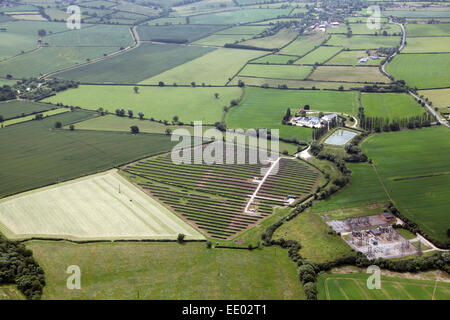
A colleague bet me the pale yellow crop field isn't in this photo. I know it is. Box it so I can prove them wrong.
[0,170,204,241]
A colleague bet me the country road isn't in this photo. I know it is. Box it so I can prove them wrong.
[382,20,449,128]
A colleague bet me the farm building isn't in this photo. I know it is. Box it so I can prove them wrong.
[292,116,321,128]
[321,113,338,123]
[381,211,396,222]
[292,113,338,128]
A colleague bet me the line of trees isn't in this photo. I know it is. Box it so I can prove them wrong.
[359,111,435,132]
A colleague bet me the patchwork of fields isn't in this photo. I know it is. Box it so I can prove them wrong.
[1,0,449,302]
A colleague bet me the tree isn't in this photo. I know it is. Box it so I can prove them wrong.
[138,112,144,120]
[130,125,139,134]
[165,128,172,135]
[282,108,291,124]
[116,109,125,117]
[303,282,317,300]
[173,115,179,123]
[54,121,62,129]
[128,109,133,118]
[177,233,185,243]
[133,86,139,94]
[69,124,75,131]
[158,81,165,87]
[214,93,219,99]
[37,29,46,37]
[298,264,316,284]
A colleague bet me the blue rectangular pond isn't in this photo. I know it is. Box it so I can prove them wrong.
[324,129,358,146]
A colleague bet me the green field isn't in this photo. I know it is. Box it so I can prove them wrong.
[418,88,450,108]
[403,37,450,53]
[350,23,401,36]
[386,53,450,89]
[2,108,69,127]
[326,50,381,66]
[295,46,341,65]
[193,34,253,46]
[189,8,292,25]
[55,43,214,84]
[396,228,417,240]
[171,0,236,16]
[0,110,177,199]
[280,32,328,56]
[273,209,355,263]
[144,17,186,25]
[44,24,133,47]
[0,21,70,59]
[226,87,358,143]
[215,25,268,35]
[239,28,298,49]
[239,64,313,80]
[326,35,401,49]
[62,114,215,135]
[406,23,450,36]
[0,100,54,120]
[251,54,299,64]
[312,163,389,213]
[137,24,225,42]
[140,48,264,85]
[27,241,305,299]
[362,127,450,242]
[309,66,389,83]
[0,46,120,79]
[230,76,373,90]
[383,10,450,18]
[318,273,450,300]
[361,93,426,120]
[44,85,242,123]
[345,17,388,23]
